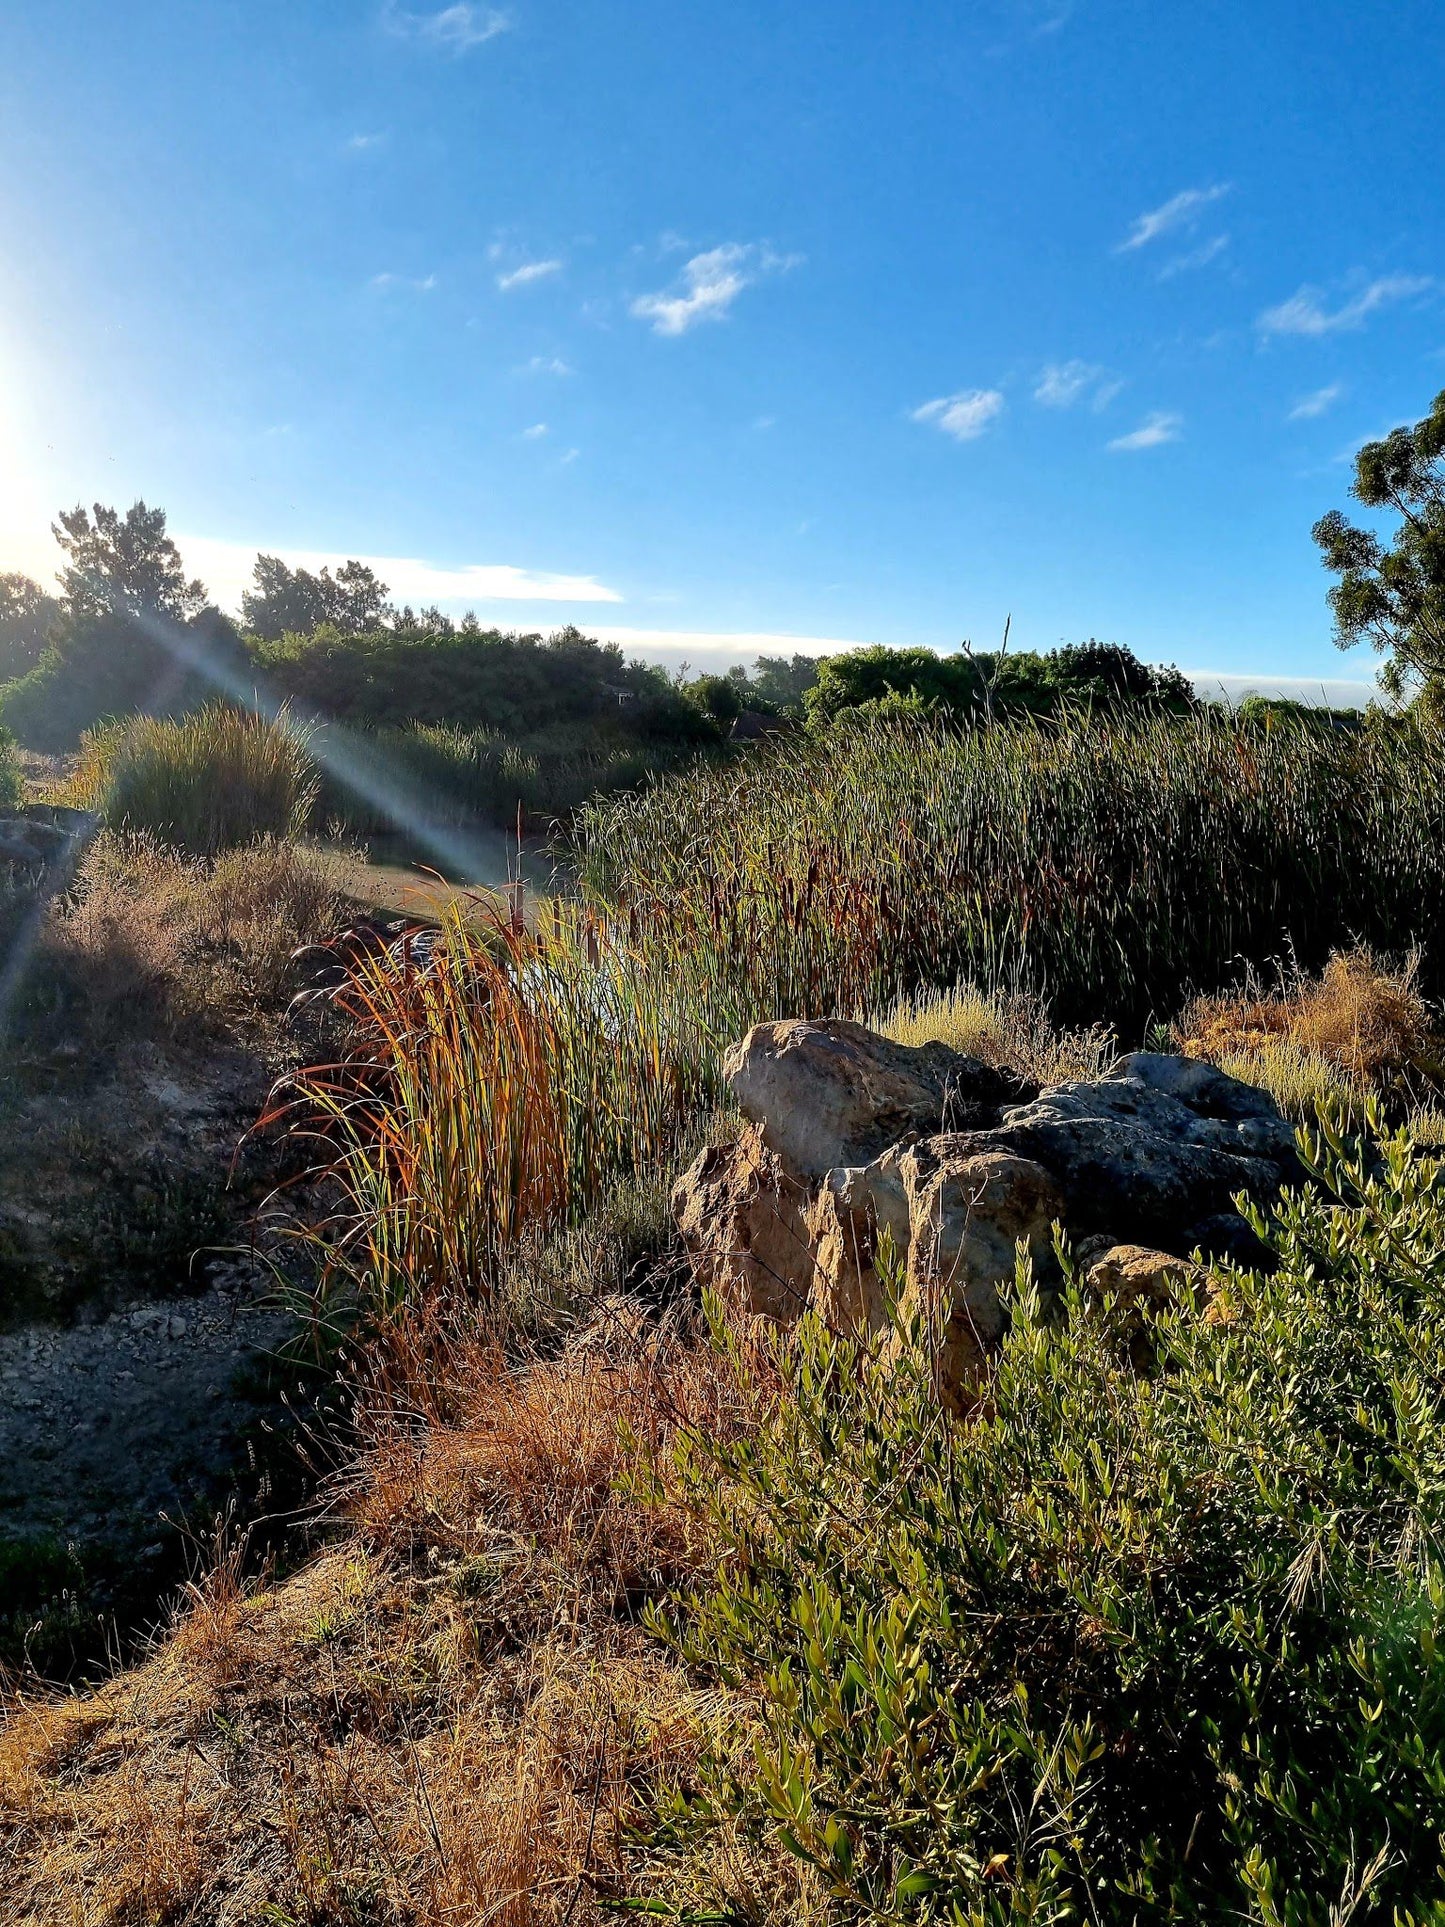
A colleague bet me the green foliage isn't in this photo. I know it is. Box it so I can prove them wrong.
[646,1115,1445,1922]
[0,572,61,682]
[242,554,393,639]
[802,641,1195,729]
[747,653,822,714]
[0,723,20,810]
[253,620,711,741]
[1314,387,1445,711]
[319,717,714,831]
[72,702,319,855]
[0,607,251,750]
[52,499,208,624]
[804,645,983,725]
[576,708,1445,1031]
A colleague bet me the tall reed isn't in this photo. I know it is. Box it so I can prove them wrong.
[273,907,716,1311]
[576,708,1445,1031]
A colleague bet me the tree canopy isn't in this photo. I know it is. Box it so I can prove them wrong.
[0,573,62,682]
[241,555,393,639]
[1314,387,1445,714]
[802,638,1195,726]
[52,501,208,623]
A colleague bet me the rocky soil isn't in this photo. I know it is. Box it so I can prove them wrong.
[0,1261,293,1555]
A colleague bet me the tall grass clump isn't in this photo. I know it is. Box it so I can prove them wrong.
[70,702,319,856]
[576,708,1445,1032]
[274,908,720,1313]
[643,1110,1445,1920]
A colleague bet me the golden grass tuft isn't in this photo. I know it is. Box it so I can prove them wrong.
[880,982,1117,1086]
[1177,947,1444,1119]
[40,829,349,1045]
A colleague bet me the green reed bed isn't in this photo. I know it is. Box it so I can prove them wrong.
[575,709,1445,1033]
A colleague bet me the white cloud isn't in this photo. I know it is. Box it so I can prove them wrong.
[1117,184,1231,252]
[497,258,563,292]
[1159,233,1230,280]
[518,355,574,375]
[560,447,581,465]
[346,131,387,152]
[370,271,437,292]
[1289,383,1344,421]
[1108,411,1182,451]
[382,3,509,52]
[1258,274,1434,337]
[1033,360,1122,410]
[175,536,622,614]
[521,422,549,439]
[631,243,800,336]
[1187,672,1381,709]
[911,389,1006,442]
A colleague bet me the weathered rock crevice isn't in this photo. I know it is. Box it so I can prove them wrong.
[673,1018,1297,1404]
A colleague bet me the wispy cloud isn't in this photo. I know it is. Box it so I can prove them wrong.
[1108,410,1182,451]
[1033,360,1123,410]
[382,3,510,52]
[1289,383,1344,421]
[497,258,563,292]
[1258,274,1434,337]
[370,271,437,292]
[1159,233,1230,280]
[346,131,387,152]
[521,422,549,439]
[176,536,621,611]
[631,243,801,336]
[1117,184,1231,253]
[518,355,574,375]
[912,389,1006,442]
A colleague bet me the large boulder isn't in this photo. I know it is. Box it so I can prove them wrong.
[724,1018,1034,1181]
[897,1142,1065,1408]
[671,1125,815,1322]
[675,1019,1300,1406]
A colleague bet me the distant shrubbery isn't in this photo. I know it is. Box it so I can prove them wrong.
[0,724,20,811]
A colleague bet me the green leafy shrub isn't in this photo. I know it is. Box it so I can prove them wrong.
[647,1113,1445,1922]
[69,702,319,855]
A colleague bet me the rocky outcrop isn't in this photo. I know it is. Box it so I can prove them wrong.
[673,1018,1298,1402]
[0,804,98,873]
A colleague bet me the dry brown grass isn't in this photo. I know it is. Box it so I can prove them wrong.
[0,1307,781,1925]
[1175,947,1445,1122]
[38,830,350,1049]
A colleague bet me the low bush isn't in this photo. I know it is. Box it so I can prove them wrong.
[0,723,20,810]
[68,702,319,855]
[645,1111,1445,1921]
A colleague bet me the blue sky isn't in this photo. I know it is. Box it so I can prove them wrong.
[0,0,1440,697]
